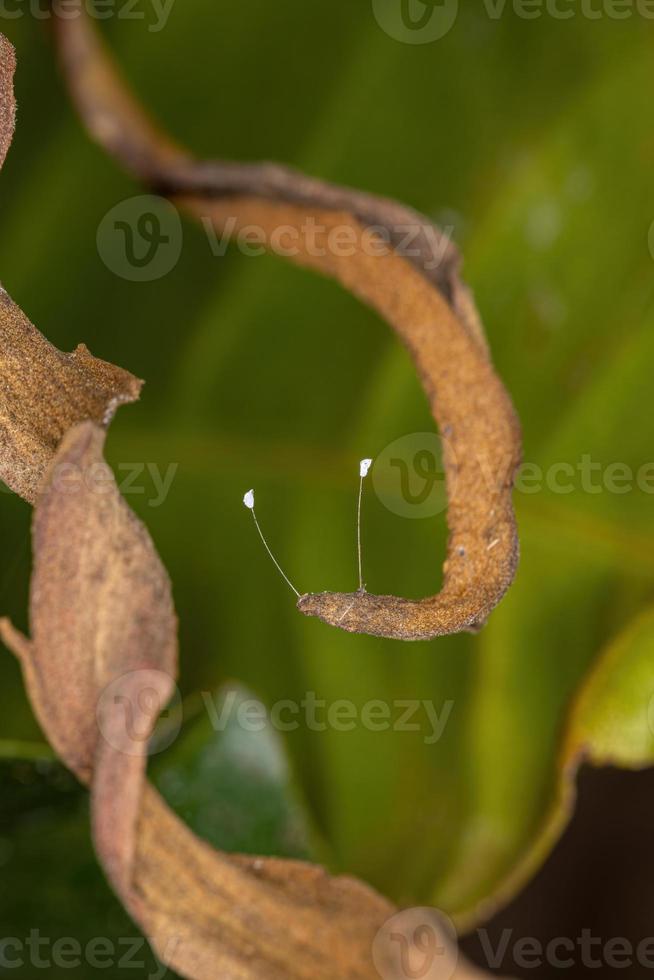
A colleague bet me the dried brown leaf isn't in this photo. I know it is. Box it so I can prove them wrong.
[51,3,485,349]
[182,198,520,639]
[52,4,521,640]
[0,34,141,504]
[0,34,15,170]
[0,290,142,502]
[1,422,489,979]
[0,30,514,977]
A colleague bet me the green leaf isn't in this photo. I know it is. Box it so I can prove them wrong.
[439,607,654,926]
[0,758,178,978]
[430,40,654,921]
[566,607,654,768]
[153,684,319,861]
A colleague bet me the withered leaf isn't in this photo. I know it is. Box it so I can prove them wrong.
[1,422,176,780]
[0,289,142,503]
[1,423,488,980]
[181,199,521,640]
[0,34,15,170]
[0,31,512,977]
[0,34,141,504]
[1,424,394,979]
[53,3,522,640]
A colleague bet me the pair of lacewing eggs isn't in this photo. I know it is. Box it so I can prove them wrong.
[242,459,373,595]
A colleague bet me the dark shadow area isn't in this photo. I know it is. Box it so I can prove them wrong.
[462,765,654,977]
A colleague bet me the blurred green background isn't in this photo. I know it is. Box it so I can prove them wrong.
[1,1,654,974]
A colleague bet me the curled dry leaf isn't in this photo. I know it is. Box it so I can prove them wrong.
[0,293,142,503]
[0,36,141,504]
[52,2,522,640]
[0,422,491,980]
[0,34,15,169]
[0,26,513,980]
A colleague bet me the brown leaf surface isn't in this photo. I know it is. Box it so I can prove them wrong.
[182,198,519,639]
[0,34,15,170]
[0,291,142,502]
[52,3,522,640]
[1,423,491,980]
[0,36,141,504]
